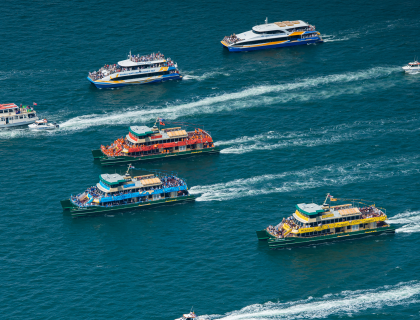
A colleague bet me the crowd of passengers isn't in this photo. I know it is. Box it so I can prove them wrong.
[223,34,242,44]
[89,53,176,81]
[129,52,164,62]
[71,176,186,207]
[360,206,383,219]
[267,206,385,238]
[288,25,315,33]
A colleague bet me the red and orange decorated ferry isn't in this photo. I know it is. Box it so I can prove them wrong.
[92,118,219,166]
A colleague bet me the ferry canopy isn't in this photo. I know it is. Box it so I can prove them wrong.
[296,203,324,216]
[118,59,166,67]
[100,173,126,186]
[129,126,154,137]
[252,20,307,32]
[0,103,19,110]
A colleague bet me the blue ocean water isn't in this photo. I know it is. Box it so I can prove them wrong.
[1,0,420,319]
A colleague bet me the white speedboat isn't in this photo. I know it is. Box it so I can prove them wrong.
[0,103,38,128]
[175,311,197,320]
[402,61,420,73]
[28,119,59,130]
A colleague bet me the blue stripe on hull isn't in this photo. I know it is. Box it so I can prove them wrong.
[226,38,323,52]
[87,75,182,89]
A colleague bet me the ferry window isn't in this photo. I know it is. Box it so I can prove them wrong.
[0,110,3,113]
[266,30,285,34]
[0,118,3,121]
[15,116,18,119]
[19,116,23,119]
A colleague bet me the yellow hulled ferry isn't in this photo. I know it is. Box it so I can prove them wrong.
[256,194,395,249]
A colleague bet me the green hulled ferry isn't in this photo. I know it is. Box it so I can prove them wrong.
[92,118,219,166]
[60,165,195,217]
[256,194,395,249]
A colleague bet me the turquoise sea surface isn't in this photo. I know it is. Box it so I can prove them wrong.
[1,0,420,319]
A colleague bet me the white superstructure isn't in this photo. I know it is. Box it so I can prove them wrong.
[402,61,420,73]
[0,103,38,128]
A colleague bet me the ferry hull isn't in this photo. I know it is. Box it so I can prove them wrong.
[224,38,323,52]
[259,226,396,249]
[61,195,196,217]
[92,146,220,166]
[87,74,182,89]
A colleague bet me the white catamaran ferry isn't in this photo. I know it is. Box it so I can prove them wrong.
[221,18,323,52]
[0,103,38,128]
[87,52,182,88]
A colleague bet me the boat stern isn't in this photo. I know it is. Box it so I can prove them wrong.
[256,229,271,240]
[91,149,104,159]
[60,199,77,211]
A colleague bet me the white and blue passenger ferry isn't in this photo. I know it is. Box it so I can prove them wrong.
[87,52,182,88]
[221,19,323,52]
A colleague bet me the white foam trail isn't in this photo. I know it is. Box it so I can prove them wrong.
[189,156,420,202]
[323,35,357,42]
[0,128,59,139]
[387,211,420,234]
[183,71,231,81]
[199,281,420,320]
[58,66,399,131]
[217,118,419,154]
[219,130,373,154]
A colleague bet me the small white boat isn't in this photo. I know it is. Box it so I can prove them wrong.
[402,61,420,73]
[28,119,59,130]
[175,311,197,320]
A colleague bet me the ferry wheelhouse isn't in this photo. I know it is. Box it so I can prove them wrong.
[402,61,420,73]
[256,194,395,249]
[60,165,194,217]
[92,118,219,166]
[0,103,38,128]
[221,19,323,52]
[175,311,197,320]
[87,52,182,88]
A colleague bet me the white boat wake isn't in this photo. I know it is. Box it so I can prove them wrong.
[183,71,231,81]
[387,211,420,234]
[217,118,419,154]
[56,66,399,132]
[189,156,420,202]
[198,281,420,319]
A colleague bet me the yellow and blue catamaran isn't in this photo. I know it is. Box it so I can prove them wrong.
[87,52,182,88]
[222,18,323,52]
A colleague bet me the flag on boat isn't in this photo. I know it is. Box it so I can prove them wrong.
[33,102,37,105]
[331,198,337,201]
[159,118,165,126]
